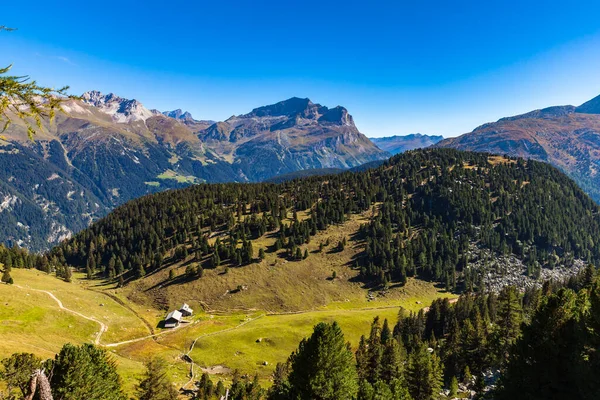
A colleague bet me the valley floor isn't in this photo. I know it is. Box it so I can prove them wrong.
[0,206,459,394]
[0,269,455,394]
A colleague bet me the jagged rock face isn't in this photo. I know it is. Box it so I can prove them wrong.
[162,109,195,121]
[0,93,388,250]
[438,97,600,204]
[81,91,155,123]
[370,134,444,155]
[197,97,389,181]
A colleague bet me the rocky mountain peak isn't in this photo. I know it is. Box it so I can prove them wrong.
[81,90,154,123]
[245,97,314,118]
[163,109,195,121]
[318,106,354,126]
[241,97,356,128]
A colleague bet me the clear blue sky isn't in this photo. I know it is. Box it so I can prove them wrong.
[2,1,600,137]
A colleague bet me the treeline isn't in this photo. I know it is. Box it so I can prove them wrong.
[0,243,71,284]
[50,149,600,288]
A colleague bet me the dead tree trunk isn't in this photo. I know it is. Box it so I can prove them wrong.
[23,369,53,400]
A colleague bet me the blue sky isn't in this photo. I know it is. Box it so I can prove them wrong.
[2,1,600,137]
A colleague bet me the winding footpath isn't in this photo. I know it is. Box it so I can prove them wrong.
[181,313,266,390]
[12,284,107,345]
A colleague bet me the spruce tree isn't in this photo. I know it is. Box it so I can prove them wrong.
[288,322,358,399]
[0,353,42,397]
[136,358,178,400]
[406,343,443,400]
[1,266,12,284]
[50,343,126,400]
[491,286,522,364]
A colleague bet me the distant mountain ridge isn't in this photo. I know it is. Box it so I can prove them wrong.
[438,94,600,203]
[370,133,444,155]
[0,92,388,250]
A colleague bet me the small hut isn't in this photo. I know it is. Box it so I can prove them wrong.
[180,303,194,317]
[164,310,182,328]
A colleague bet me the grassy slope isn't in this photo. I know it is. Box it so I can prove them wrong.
[1,211,456,391]
[124,209,453,313]
[0,270,162,393]
[109,209,454,386]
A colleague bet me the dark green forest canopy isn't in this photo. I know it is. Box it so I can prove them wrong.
[49,149,600,288]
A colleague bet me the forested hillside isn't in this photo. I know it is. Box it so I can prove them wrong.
[0,93,387,250]
[266,268,600,400]
[50,149,600,293]
[438,95,600,204]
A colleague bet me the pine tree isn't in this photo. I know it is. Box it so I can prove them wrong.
[356,335,369,380]
[288,322,358,399]
[381,338,406,383]
[136,358,178,400]
[1,266,12,284]
[491,286,522,364]
[268,362,290,400]
[0,60,72,138]
[496,289,584,400]
[63,266,72,283]
[449,376,458,397]
[50,343,126,400]
[0,353,42,397]
[381,319,392,344]
[247,374,263,400]
[215,381,226,398]
[406,343,443,400]
[366,317,383,383]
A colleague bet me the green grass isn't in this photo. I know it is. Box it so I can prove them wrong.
[0,210,458,391]
[185,307,401,381]
[144,181,160,187]
[157,169,199,184]
[0,270,161,395]
[0,283,98,358]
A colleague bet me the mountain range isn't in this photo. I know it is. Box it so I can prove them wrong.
[370,133,444,155]
[438,94,600,203]
[0,93,388,250]
[5,88,600,252]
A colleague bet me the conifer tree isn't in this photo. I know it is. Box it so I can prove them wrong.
[491,286,522,364]
[136,358,178,400]
[1,265,12,284]
[50,343,126,400]
[0,353,42,398]
[288,322,358,400]
[406,343,443,400]
[496,289,584,400]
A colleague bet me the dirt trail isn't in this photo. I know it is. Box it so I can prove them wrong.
[13,284,107,345]
[181,313,266,390]
[104,321,192,348]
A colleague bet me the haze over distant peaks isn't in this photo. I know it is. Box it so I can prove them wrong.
[162,109,195,121]
[370,133,444,155]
